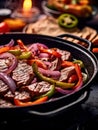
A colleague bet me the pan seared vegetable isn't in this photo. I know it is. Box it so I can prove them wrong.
[0,38,88,107]
[14,96,48,106]
[32,62,75,89]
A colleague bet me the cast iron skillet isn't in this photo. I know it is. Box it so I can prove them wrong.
[0,33,97,119]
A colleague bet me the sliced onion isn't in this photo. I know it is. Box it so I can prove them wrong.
[36,43,48,49]
[43,61,52,68]
[31,77,37,83]
[0,72,16,93]
[56,80,83,94]
[39,53,50,58]
[28,44,39,56]
[38,67,61,80]
[28,43,48,55]
[0,52,18,74]
[6,39,15,47]
[28,43,48,51]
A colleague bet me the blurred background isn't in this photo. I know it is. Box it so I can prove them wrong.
[0,0,42,10]
[0,0,97,9]
[0,0,98,31]
[0,0,98,12]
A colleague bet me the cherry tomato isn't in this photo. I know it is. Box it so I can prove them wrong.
[0,22,10,33]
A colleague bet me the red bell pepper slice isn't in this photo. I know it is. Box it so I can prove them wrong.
[61,60,83,89]
[68,74,78,83]
[27,59,47,69]
[17,39,35,58]
[92,48,98,53]
[61,60,74,67]
[17,39,28,51]
[39,46,61,58]
[0,46,10,54]
[73,63,83,89]
[14,96,48,106]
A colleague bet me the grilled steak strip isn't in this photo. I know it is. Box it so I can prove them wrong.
[12,60,34,88]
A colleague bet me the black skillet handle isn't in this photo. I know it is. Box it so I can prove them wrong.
[28,90,90,117]
[57,33,92,51]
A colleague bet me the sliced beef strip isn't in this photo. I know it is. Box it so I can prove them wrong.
[56,48,72,61]
[0,80,9,96]
[0,59,11,72]
[59,66,75,82]
[12,60,34,88]
[0,99,13,107]
[21,82,37,97]
[49,58,62,71]
[14,91,31,102]
[4,90,31,103]
[4,91,15,101]
[22,81,52,97]
[36,81,51,93]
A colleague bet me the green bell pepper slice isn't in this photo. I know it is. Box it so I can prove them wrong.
[19,51,32,60]
[73,59,84,68]
[40,84,55,98]
[58,13,78,29]
[8,49,22,56]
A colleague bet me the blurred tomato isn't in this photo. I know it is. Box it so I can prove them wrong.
[78,0,89,5]
[0,22,10,33]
